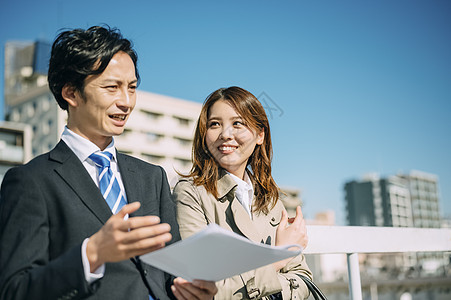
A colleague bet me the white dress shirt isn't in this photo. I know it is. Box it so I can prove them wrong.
[61,127,127,283]
[227,171,254,218]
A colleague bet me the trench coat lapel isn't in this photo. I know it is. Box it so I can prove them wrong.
[217,171,263,243]
[50,140,112,224]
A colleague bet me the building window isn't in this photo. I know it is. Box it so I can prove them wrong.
[27,102,35,117]
[42,96,51,111]
[10,109,20,122]
[123,128,132,136]
[173,116,190,127]
[145,132,164,142]
[141,109,163,120]
[42,122,49,134]
[174,137,191,146]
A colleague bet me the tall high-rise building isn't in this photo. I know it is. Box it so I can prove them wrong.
[344,171,444,274]
[344,174,413,227]
[398,170,441,228]
[344,171,440,229]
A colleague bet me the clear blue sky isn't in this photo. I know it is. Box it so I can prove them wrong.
[1,0,450,224]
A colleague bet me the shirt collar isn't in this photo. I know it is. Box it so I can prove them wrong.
[226,171,254,203]
[227,171,253,193]
[61,127,117,163]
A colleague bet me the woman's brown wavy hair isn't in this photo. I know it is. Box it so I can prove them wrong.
[184,86,279,214]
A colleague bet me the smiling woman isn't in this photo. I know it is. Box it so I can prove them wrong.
[173,86,313,299]
[205,99,264,181]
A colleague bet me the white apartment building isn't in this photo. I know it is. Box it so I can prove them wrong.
[115,90,201,186]
[0,121,32,181]
[6,86,66,157]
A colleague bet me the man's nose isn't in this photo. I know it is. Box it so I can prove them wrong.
[117,88,133,108]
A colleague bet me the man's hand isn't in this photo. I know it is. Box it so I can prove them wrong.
[171,277,218,300]
[273,206,308,272]
[86,202,172,272]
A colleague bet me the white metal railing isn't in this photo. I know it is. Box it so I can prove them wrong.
[303,225,451,300]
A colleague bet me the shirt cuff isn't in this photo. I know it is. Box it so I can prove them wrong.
[82,238,105,283]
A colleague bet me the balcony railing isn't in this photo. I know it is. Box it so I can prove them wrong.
[303,225,451,300]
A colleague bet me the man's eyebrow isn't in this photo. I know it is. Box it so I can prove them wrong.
[99,78,138,84]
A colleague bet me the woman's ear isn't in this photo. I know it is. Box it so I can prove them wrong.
[257,129,265,145]
[61,84,79,108]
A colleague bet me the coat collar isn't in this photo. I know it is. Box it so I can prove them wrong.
[216,169,272,243]
[217,169,238,201]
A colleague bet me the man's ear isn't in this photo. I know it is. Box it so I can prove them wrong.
[61,84,80,108]
[257,129,265,145]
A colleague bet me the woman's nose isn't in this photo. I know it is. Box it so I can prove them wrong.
[219,125,233,140]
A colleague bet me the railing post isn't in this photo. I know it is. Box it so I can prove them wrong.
[347,253,363,300]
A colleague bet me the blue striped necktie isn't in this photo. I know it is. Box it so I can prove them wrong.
[89,151,127,214]
[90,152,153,299]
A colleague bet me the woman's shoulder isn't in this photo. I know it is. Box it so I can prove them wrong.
[173,177,210,201]
[173,177,197,192]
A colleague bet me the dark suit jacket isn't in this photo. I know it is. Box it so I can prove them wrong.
[0,140,180,300]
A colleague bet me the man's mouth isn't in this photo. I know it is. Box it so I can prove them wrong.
[109,114,126,121]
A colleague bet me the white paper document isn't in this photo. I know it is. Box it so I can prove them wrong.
[140,223,302,281]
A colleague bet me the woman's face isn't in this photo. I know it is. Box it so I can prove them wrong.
[205,100,264,179]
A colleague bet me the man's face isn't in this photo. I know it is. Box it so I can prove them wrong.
[66,51,137,149]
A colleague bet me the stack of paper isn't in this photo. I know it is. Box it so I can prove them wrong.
[140,223,302,281]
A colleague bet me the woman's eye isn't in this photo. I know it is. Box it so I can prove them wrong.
[234,121,243,127]
[208,121,220,128]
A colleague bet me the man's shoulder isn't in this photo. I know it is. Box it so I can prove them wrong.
[9,151,51,173]
[4,141,75,178]
[117,152,163,172]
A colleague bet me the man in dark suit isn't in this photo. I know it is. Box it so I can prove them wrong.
[0,25,216,300]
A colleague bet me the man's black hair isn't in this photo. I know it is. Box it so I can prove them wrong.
[48,25,139,110]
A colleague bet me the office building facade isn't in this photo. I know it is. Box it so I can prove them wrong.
[0,121,32,182]
[344,171,444,274]
[344,171,440,229]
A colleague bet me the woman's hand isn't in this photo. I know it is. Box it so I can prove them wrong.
[273,206,308,272]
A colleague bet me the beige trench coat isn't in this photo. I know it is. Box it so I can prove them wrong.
[173,171,312,300]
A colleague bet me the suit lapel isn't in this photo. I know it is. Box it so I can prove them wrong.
[116,153,144,217]
[50,141,112,224]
